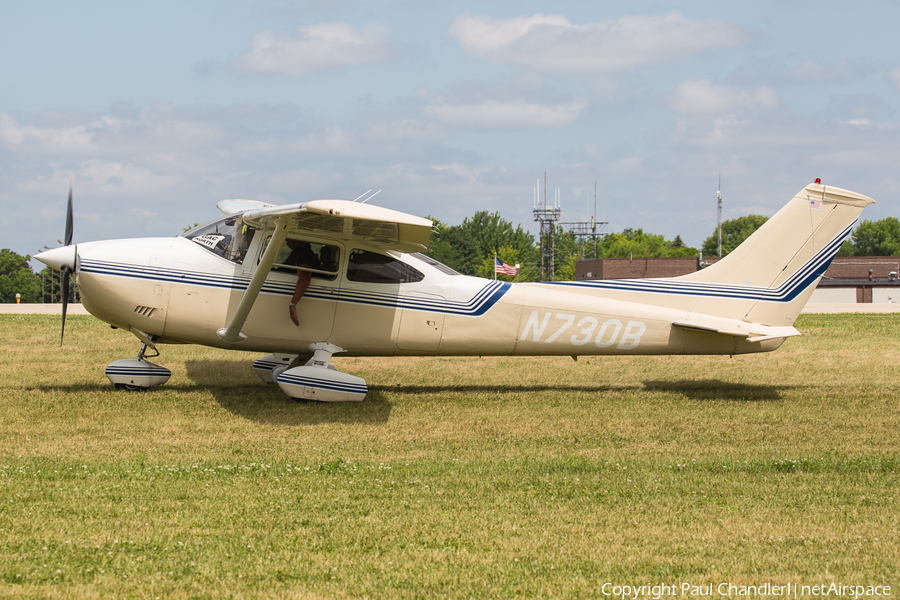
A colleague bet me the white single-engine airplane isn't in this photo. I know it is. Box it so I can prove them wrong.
[36,181,874,401]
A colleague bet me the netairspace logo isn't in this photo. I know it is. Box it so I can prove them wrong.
[601,582,892,599]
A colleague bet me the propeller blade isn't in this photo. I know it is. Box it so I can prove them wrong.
[59,185,74,345]
[60,266,70,346]
[64,184,74,246]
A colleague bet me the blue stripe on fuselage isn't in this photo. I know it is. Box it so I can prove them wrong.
[78,260,511,316]
[546,221,853,303]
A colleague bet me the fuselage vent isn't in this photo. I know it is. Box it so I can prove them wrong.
[134,305,158,317]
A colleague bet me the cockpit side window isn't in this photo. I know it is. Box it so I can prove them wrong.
[183,216,257,264]
[265,236,341,281]
[347,249,424,284]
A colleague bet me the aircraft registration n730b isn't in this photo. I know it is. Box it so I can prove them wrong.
[36,181,874,401]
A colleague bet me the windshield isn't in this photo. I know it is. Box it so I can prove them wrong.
[410,252,460,276]
[183,215,257,264]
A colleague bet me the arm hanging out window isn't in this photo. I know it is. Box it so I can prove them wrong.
[262,237,342,327]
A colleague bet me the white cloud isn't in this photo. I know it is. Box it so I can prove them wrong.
[358,115,445,143]
[447,12,750,72]
[612,156,644,174]
[428,162,497,182]
[791,59,866,84]
[670,80,779,115]
[285,125,364,156]
[234,22,397,76]
[18,160,178,198]
[889,67,900,91]
[423,99,586,129]
[822,94,894,122]
[0,113,100,155]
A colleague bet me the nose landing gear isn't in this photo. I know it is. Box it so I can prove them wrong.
[105,342,171,391]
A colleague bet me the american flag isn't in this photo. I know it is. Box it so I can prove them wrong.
[495,257,518,276]
[809,199,822,210]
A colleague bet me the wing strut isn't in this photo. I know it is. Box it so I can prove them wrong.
[217,218,290,344]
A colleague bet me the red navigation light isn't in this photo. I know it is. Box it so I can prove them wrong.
[815,178,821,184]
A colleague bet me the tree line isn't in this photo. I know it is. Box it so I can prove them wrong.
[0,250,76,304]
[697,215,900,258]
[428,211,700,282]
[2,215,899,302]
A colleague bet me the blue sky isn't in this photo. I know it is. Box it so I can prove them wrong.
[3,0,899,262]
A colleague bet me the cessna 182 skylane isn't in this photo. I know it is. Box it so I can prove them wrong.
[36,181,874,402]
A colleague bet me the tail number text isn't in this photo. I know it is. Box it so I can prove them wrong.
[520,311,646,349]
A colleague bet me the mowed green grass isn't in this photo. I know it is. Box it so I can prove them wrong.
[0,313,898,598]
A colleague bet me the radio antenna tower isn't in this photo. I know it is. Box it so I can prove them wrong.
[559,181,608,259]
[717,172,723,258]
[533,172,561,281]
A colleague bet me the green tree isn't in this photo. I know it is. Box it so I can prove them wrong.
[0,249,41,303]
[426,217,481,276]
[550,226,579,281]
[460,211,536,260]
[598,228,697,258]
[848,217,900,256]
[701,215,769,257]
[429,211,538,279]
[35,266,76,303]
[555,252,578,281]
[836,239,856,257]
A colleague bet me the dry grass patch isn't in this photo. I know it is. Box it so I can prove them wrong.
[0,313,897,598]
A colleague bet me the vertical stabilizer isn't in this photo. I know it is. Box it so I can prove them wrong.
[678,183,874,324]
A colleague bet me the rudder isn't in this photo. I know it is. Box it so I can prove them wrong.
[677,183,875,325]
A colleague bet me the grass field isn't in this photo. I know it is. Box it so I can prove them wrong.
[0,313,898,598]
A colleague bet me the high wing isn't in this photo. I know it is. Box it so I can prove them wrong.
[239,199,432,253]
[216,199,433,343]
[217,199,277,215]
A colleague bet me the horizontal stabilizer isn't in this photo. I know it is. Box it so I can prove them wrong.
[673,319,800,343]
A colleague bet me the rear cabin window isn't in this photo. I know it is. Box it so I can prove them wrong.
[347,249,424,284]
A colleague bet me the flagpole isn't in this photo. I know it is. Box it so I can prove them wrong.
[493,253,496,280]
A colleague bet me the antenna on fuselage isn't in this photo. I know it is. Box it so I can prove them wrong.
[360,190,382,204]
[352,189,373,202]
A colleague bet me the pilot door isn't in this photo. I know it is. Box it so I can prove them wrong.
[332,248,444,354]
[241,235,341,345]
